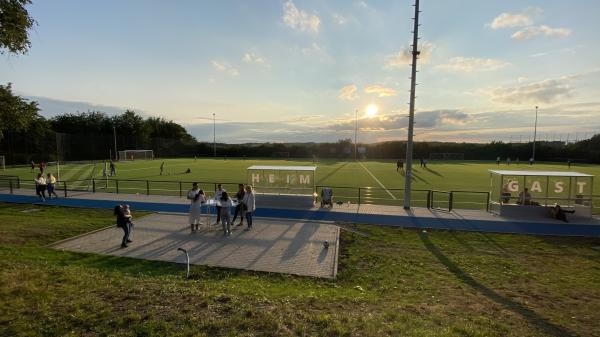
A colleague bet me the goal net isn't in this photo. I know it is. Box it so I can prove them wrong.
[118,150,154,161]
[429,153,465,160]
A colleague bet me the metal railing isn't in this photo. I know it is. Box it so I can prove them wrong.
[3,175,597,214]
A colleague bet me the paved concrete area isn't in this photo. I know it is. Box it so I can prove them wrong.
[51,213,340,279]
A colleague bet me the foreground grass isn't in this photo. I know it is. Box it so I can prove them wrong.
[1,203,600,336]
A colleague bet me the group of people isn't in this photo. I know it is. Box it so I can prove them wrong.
[501,185,576,222]
[31,160,47,173]
[395,158,428,171]
[187,183,256,236]
[34,172,59,201]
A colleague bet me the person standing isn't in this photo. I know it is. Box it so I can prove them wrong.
[109,160,116,176]
[232,184,245,227]
[567,159,572,169]
[507,157,511,166]
[396,159,404,172]
[420,158,424,168]
[219,191,233,236]
[214,184,225,225]
[114,205,132,248]
[496,156,500,166]
[34,173,47,201]
[529,157,534,166]
[242,185,256,231]
[30,160,35,173]
[46,173,58,199]
[160,161,165,175]
[187,183,204,233]
[39,161,46,174]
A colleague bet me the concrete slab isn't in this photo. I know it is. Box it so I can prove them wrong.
[50,214,339,279]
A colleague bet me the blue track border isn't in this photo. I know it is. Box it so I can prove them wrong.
[1,193,599,237]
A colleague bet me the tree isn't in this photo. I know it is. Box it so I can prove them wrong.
[0,83,39,140]
[0,0,36,54]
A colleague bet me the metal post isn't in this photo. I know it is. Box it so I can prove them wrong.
[358,187,361,205]
[116,180,119,194]
[403,0,420,210]
[486,192,490,212]
[92,179,96,193]
[449,192,453,211]
[63,181,68,198]
[177,248,190,279]
[9,179,13,194]
[17,177,21,188]
[179,181,183,197]
[427,190,431,208]
[532,106,538,161]
[146,180,150,195]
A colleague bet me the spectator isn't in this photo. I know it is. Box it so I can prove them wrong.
[232,184,245,227]
[501,184,511,203]
[550,204,575,223]
[114,205,132,248]
[518,188,532,205]
[242,185,256,231]
[219,191,233,236]
[46,173,58,199]
[34,173,47,201]
[214,184,225,225]
[187,183,204,233]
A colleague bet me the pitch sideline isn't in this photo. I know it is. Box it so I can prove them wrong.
[358,162,397,200]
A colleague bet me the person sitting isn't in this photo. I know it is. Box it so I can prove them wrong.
[185,168,191,174]
[501,184,511,203]
[517,188,532,205]
[550,204,575,223]
[321,187,333,207]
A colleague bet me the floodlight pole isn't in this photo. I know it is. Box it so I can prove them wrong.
[354,109,358,160]
[403,0,420,210]
[532,106,538,161]
[213,113,216,157]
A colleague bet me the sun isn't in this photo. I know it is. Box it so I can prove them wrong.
[366,104,378,118]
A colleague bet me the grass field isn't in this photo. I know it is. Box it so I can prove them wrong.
[1,203,600,336]
[4,158,600,210]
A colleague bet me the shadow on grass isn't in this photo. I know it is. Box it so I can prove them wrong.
[316,161,350,185]
[424,167,443,177]
[418,232,576,337]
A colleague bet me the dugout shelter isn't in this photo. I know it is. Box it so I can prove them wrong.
[489,170,594,218]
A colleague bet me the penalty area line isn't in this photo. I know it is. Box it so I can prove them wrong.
[358,162,397,200]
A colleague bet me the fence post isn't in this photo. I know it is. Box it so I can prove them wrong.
[358,187,361,205]
[427,190,431,209]
[63,181,68,198]
[146,180,150,195]
[116,180,119,194]
[9,179,13,194]
[449,192,453,211]
[179,181,182,197]
[92,179,96,193]
[486,192,490,212]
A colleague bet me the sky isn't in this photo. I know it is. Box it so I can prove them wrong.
[2,0,600,144]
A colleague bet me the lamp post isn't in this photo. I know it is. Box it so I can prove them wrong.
[354,109,358,160]
[403,0,420,210]
[213,113,216,157]
[113,125,118,161]
[532,106,538,161]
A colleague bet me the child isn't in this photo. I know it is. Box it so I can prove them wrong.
[219,191,233,236]
[46,173,58,199]
[123,204,134,228]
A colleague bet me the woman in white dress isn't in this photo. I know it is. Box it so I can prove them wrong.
[187,183,205,233]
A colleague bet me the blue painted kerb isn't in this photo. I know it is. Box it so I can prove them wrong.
[1,193,599,237]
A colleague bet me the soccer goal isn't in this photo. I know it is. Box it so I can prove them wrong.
[429,153,465,160]
[118,150,154,161]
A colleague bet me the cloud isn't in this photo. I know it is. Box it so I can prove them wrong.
[483,77,575,105]
[211,61,239,76]
[436,57,511,73]
[242,52,268,66]
[511,25,572,40]
[328,109,469,131]
[386,42,433,69]
[282,0,320,34]
[332,13,347,25]
[489,7,541,29]
[339,84,359,101]
[364,85,397,97]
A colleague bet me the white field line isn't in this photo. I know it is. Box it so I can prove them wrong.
[358,162,397,200]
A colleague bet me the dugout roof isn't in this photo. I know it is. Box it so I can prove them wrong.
[248,165,316,171]
[489,170,592,177]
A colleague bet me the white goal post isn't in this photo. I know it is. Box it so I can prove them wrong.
[118,150,154,161]
[429,153,465,160]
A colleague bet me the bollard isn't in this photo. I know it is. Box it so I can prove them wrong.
[177,248,190,279]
